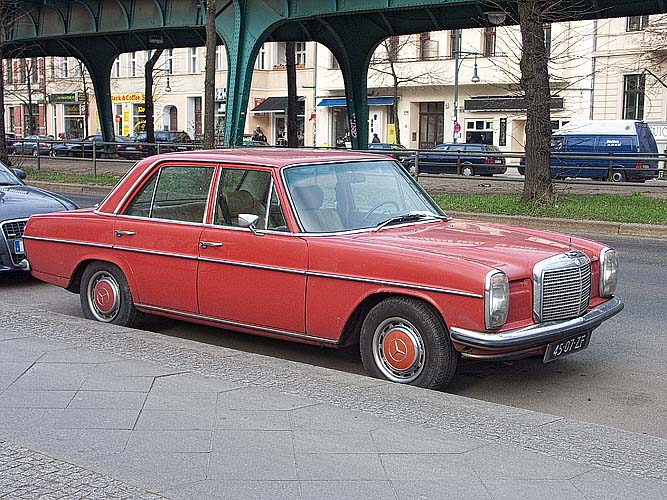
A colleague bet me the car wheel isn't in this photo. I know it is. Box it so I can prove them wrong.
[610,169,626,183]
[461,165,475,177]
[80,262,144,328]
[359,297,457,390]
[32,148,38,157]
[49,149,55,157]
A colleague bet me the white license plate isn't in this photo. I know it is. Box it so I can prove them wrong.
[543,332,591,363]
[14,239,25,254]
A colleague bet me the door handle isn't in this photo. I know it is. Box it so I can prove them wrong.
[200,241,223,248]
[114,230,136,237]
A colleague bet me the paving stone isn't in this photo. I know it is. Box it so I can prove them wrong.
[0,408,61,431]
[37,347,127,364]
[0,337,65,362]
[134,410,216,430]
[0,389,75,409]
[207,452,298,480]
[482,479,586,500]
[300,480,397,500]
[211,429,293,455]
[79,374,154,392]
[296,453,387,481]
[55,408,141,430]
[393,479,493,500]
[380,453,479,481]
[464,444,591,480]
[292,429,378,454]
[91,359,184,378]
[8,429,132,455]
[289,403,389,432]
[214,409,292,431]
[163,479,301,500]
[68,391,147,410]
[10,362,95,391]
[371,423,484,454]
[144,391,219,411]
[125,430,212,453]
[151,372,242,393]
[216,386,315,411]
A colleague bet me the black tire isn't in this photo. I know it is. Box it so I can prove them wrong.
[359,297,457,390]
[610,169,626,183]
[461,165,475,177]
[32,148,38,157]
[80,262,144,328]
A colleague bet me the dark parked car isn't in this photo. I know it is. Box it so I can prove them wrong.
[4,132,16,153]
[52,134,142,159]
[368,142,408,159]
[12,135,54,157]
[402,143,507,176]
[0,161,78,272]
[133,130,194,156]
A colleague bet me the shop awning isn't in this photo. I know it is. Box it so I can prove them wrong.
[316,96,394,107]
[251,96,304,112]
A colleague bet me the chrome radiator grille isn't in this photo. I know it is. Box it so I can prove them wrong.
[534,252,592,323]
[1,219,28,265]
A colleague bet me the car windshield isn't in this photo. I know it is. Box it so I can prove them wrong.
[0,162,20,185]
[283,160,445,233]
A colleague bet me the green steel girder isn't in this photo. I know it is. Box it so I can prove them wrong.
[4,0,667,145]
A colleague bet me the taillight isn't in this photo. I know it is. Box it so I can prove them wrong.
[485,157,493,164]
[635,162,642,169]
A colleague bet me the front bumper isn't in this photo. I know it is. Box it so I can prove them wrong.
[450,297,623,352]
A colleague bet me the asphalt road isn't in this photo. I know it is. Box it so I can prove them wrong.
[2,231,664,439]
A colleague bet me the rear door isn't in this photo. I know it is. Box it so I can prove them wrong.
[114,162,215,313]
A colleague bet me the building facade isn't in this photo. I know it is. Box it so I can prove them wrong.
[2,15,666,152]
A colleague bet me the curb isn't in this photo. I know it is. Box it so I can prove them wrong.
[27,181,667,239]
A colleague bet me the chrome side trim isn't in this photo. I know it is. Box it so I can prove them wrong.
[114,246,199,260]
[307,271,482,298]
[450,297,623,350]
[199,257,307,275]
[22,235,113,249]
[134,303,339,345]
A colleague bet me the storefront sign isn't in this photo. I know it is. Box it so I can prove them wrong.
[112,93,145,103]
[48,92,79,104]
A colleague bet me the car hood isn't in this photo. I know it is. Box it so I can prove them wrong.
[0,185,78,220]
[344,218,598,279]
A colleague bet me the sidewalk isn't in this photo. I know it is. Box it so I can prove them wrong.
[1,303,665,499]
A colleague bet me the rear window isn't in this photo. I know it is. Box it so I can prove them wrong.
[636,123,659,154]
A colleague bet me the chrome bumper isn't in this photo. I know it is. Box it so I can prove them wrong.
[450,297,623,351]
[18,259,31,272]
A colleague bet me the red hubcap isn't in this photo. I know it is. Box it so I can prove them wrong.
[382,329,417,372]
[93,279,117,314]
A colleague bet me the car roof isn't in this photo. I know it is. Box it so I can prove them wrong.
[134,148,387,168]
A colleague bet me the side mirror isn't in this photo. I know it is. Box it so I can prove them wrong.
[238,213,263,236]
[12,168,27,180]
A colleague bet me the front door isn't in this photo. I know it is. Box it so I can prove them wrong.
[197,166,308,333]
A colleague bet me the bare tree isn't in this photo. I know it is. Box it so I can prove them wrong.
[144,49,164,153]
[203,0,216,149]
[368,35,445,145]
[286,42,299,147]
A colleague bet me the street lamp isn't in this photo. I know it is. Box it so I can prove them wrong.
[452,30,481,143]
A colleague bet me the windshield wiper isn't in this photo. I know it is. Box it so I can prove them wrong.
[374,211,448,231]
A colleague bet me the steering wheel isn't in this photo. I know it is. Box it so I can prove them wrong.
[359,201,400,225]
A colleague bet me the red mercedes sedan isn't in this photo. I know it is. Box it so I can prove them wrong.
[22,149,623,389]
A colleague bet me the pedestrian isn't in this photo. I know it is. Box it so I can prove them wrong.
[372,133,381,143]
[252,126,267,143]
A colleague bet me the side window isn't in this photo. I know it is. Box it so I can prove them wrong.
[567,136,595,153]
[267,187,288,231]
[214,168,272,228]
[550,137,564,151]
[124,166,213,223]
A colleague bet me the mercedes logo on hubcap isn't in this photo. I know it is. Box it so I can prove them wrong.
[388,338,409,363]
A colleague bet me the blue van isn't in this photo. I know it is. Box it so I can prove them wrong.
[519,120,659,182]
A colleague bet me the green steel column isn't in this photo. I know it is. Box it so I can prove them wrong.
[75,46,118,143]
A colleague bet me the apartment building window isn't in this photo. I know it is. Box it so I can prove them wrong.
[623,73,645,120]
[544,24,552,56]
[295,42,306,66]
[483,27,496,57]
[113,57,121,78]
[165,49,174,75]
[189,47,198,73]
[330,53,340,70]
[419,32,439,60]
[72,60,81,78]
[30,59,40,84]
[215,45,224,70]
[5,61,13,85]
[627,16,649,32]
[59,57,69,78]
[130,52,137,77]
[256,44,267,69]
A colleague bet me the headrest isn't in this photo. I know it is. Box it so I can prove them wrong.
[292,184,324,210]
[226,190,255,216]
